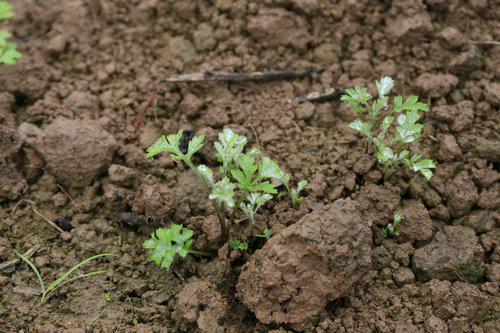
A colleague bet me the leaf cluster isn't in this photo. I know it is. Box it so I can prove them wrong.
[145,129,307,244]
[341,77,435,186]
[0,1,21,64]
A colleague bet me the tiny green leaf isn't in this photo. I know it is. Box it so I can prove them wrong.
[185,135,204,160]
[143,225,194,271]
[228,239,248,251]
[376,76,395,98]
[146,130,184,160]
[197,165,214,186]
[257,156,281,180]
[209,177,236,208]
[349,120,371,137]
[0,1,14,20]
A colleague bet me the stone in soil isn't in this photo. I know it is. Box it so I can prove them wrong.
[413,226,484,282]
[237,198,372,324]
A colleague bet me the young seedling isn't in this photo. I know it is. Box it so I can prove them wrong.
[255,227,272,240]
[279,172,308,209]
[143,224,214,271]
[0,1,22,64]
[146,128,301,242]
[228,239,248,251]
[341,77,436,191]
[15,251,121,303]
[382,212,403,236]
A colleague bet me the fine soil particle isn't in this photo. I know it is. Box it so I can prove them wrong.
[1,0,499,331]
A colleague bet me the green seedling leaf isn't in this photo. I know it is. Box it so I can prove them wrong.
[290,179,308,208]
[185,135,204,160]
[349,120,371,137]
[197,165,214,186]
[251,181,277,194]
[143,225,194,271]
[392,95,429,114]
[209,177,236,208]
[146,130,183,160]
[256,156,281,180]
[411,159,436,181]
[263,227,272,239]
[376,76,395,98]
[382,212,402,236]
[228,239,248,251]
[396,110,423,143]
[0,1,14,20]
[376,144,394,164]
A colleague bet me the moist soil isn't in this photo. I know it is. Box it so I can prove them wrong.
[1,0,500,332]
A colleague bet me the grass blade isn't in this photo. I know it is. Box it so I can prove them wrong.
[15,250,45,293]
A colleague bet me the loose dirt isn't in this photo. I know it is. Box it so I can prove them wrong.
[1,0,499,332]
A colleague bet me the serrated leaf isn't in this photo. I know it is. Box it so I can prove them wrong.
[209,177,236,208]
[393,95,429,114]
[143,225,194,271]
[257,156,281,180]
[376,145,394,164]
[238,154,258,181]
[146,130,184,159]
[185,135,204,160]
[263,227,272,240]
[349,120,371,136]
[376,77,395,98]
[252,181,277,194]
[411,159,436,181]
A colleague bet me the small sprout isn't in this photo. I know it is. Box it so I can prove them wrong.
[279,171,308,209]
[15,251,121,303]
[342,77,435,189]
[240,192,272,231]
[256,227,272,240]
[105,293,111,302]
[0,1,22,65]
[209,177,237,208]
[228,239,248,251]
[382,212,403,236]
[143,224,214,271]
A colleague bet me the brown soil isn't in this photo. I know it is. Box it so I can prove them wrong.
[1,0,499,332]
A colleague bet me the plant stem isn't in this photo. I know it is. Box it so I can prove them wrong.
[184,158,227,239]
[402,174,418,195]
[188,249,216,257]
[224,190,249,240]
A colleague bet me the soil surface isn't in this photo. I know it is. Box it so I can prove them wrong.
[1,0,499,332]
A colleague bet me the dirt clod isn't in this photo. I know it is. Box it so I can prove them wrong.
[237,199,372,324]
[35,118,117,187]
[413,226,485,282]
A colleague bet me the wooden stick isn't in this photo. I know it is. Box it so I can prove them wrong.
[160,69,324,83]
[32,208,65,233]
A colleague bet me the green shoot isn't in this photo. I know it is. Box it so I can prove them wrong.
[240,192,272,232]
[382,212,403,236]
[256,227,272,240]
[146,129,304,242]
[15,251,121,303]
[143,224,214,271]
[228,239,248,251]
[341,77,435,187]
[279,172,308,209]
[0,1,22,64]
